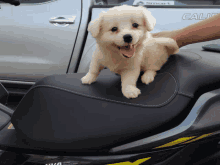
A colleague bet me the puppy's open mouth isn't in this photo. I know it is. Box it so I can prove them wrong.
[117,44,136,58]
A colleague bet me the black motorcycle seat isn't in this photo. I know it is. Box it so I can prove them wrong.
[11,49,220,152]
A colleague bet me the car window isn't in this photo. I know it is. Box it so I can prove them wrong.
[93,0,219,6]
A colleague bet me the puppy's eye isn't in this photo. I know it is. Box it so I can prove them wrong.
[111,27,118,32]
[132,23,139,28]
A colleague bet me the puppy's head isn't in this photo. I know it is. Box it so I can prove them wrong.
[88,5,156,58]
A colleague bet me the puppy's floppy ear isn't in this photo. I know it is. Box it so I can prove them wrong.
[139,6,156,31]
[88,12,105,38]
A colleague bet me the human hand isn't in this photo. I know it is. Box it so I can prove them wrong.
[152,30,174,38]
[152,30,182,48]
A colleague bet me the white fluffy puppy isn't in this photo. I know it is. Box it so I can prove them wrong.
[81,5,179,99]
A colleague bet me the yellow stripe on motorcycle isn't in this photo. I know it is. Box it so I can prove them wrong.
[154,136,196,149]
[8,123,14,129]
[107,157,151,165]
[182,133,214,144]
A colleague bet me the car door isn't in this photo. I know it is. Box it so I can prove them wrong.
[0,0,81,82]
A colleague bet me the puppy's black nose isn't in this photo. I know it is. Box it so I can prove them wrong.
[123,34,132,43]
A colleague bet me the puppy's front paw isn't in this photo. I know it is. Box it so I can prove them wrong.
[122,85,141,99]
[81,73,97,84]
[141,70,156,85]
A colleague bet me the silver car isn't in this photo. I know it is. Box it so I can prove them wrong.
[0,1,220,165]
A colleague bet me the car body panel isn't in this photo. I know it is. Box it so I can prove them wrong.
[0,0,81,82]
[66,0,94,74]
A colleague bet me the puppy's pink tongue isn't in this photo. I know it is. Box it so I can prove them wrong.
[120,44,135,58]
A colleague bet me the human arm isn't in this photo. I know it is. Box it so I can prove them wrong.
[152,13,220,48]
